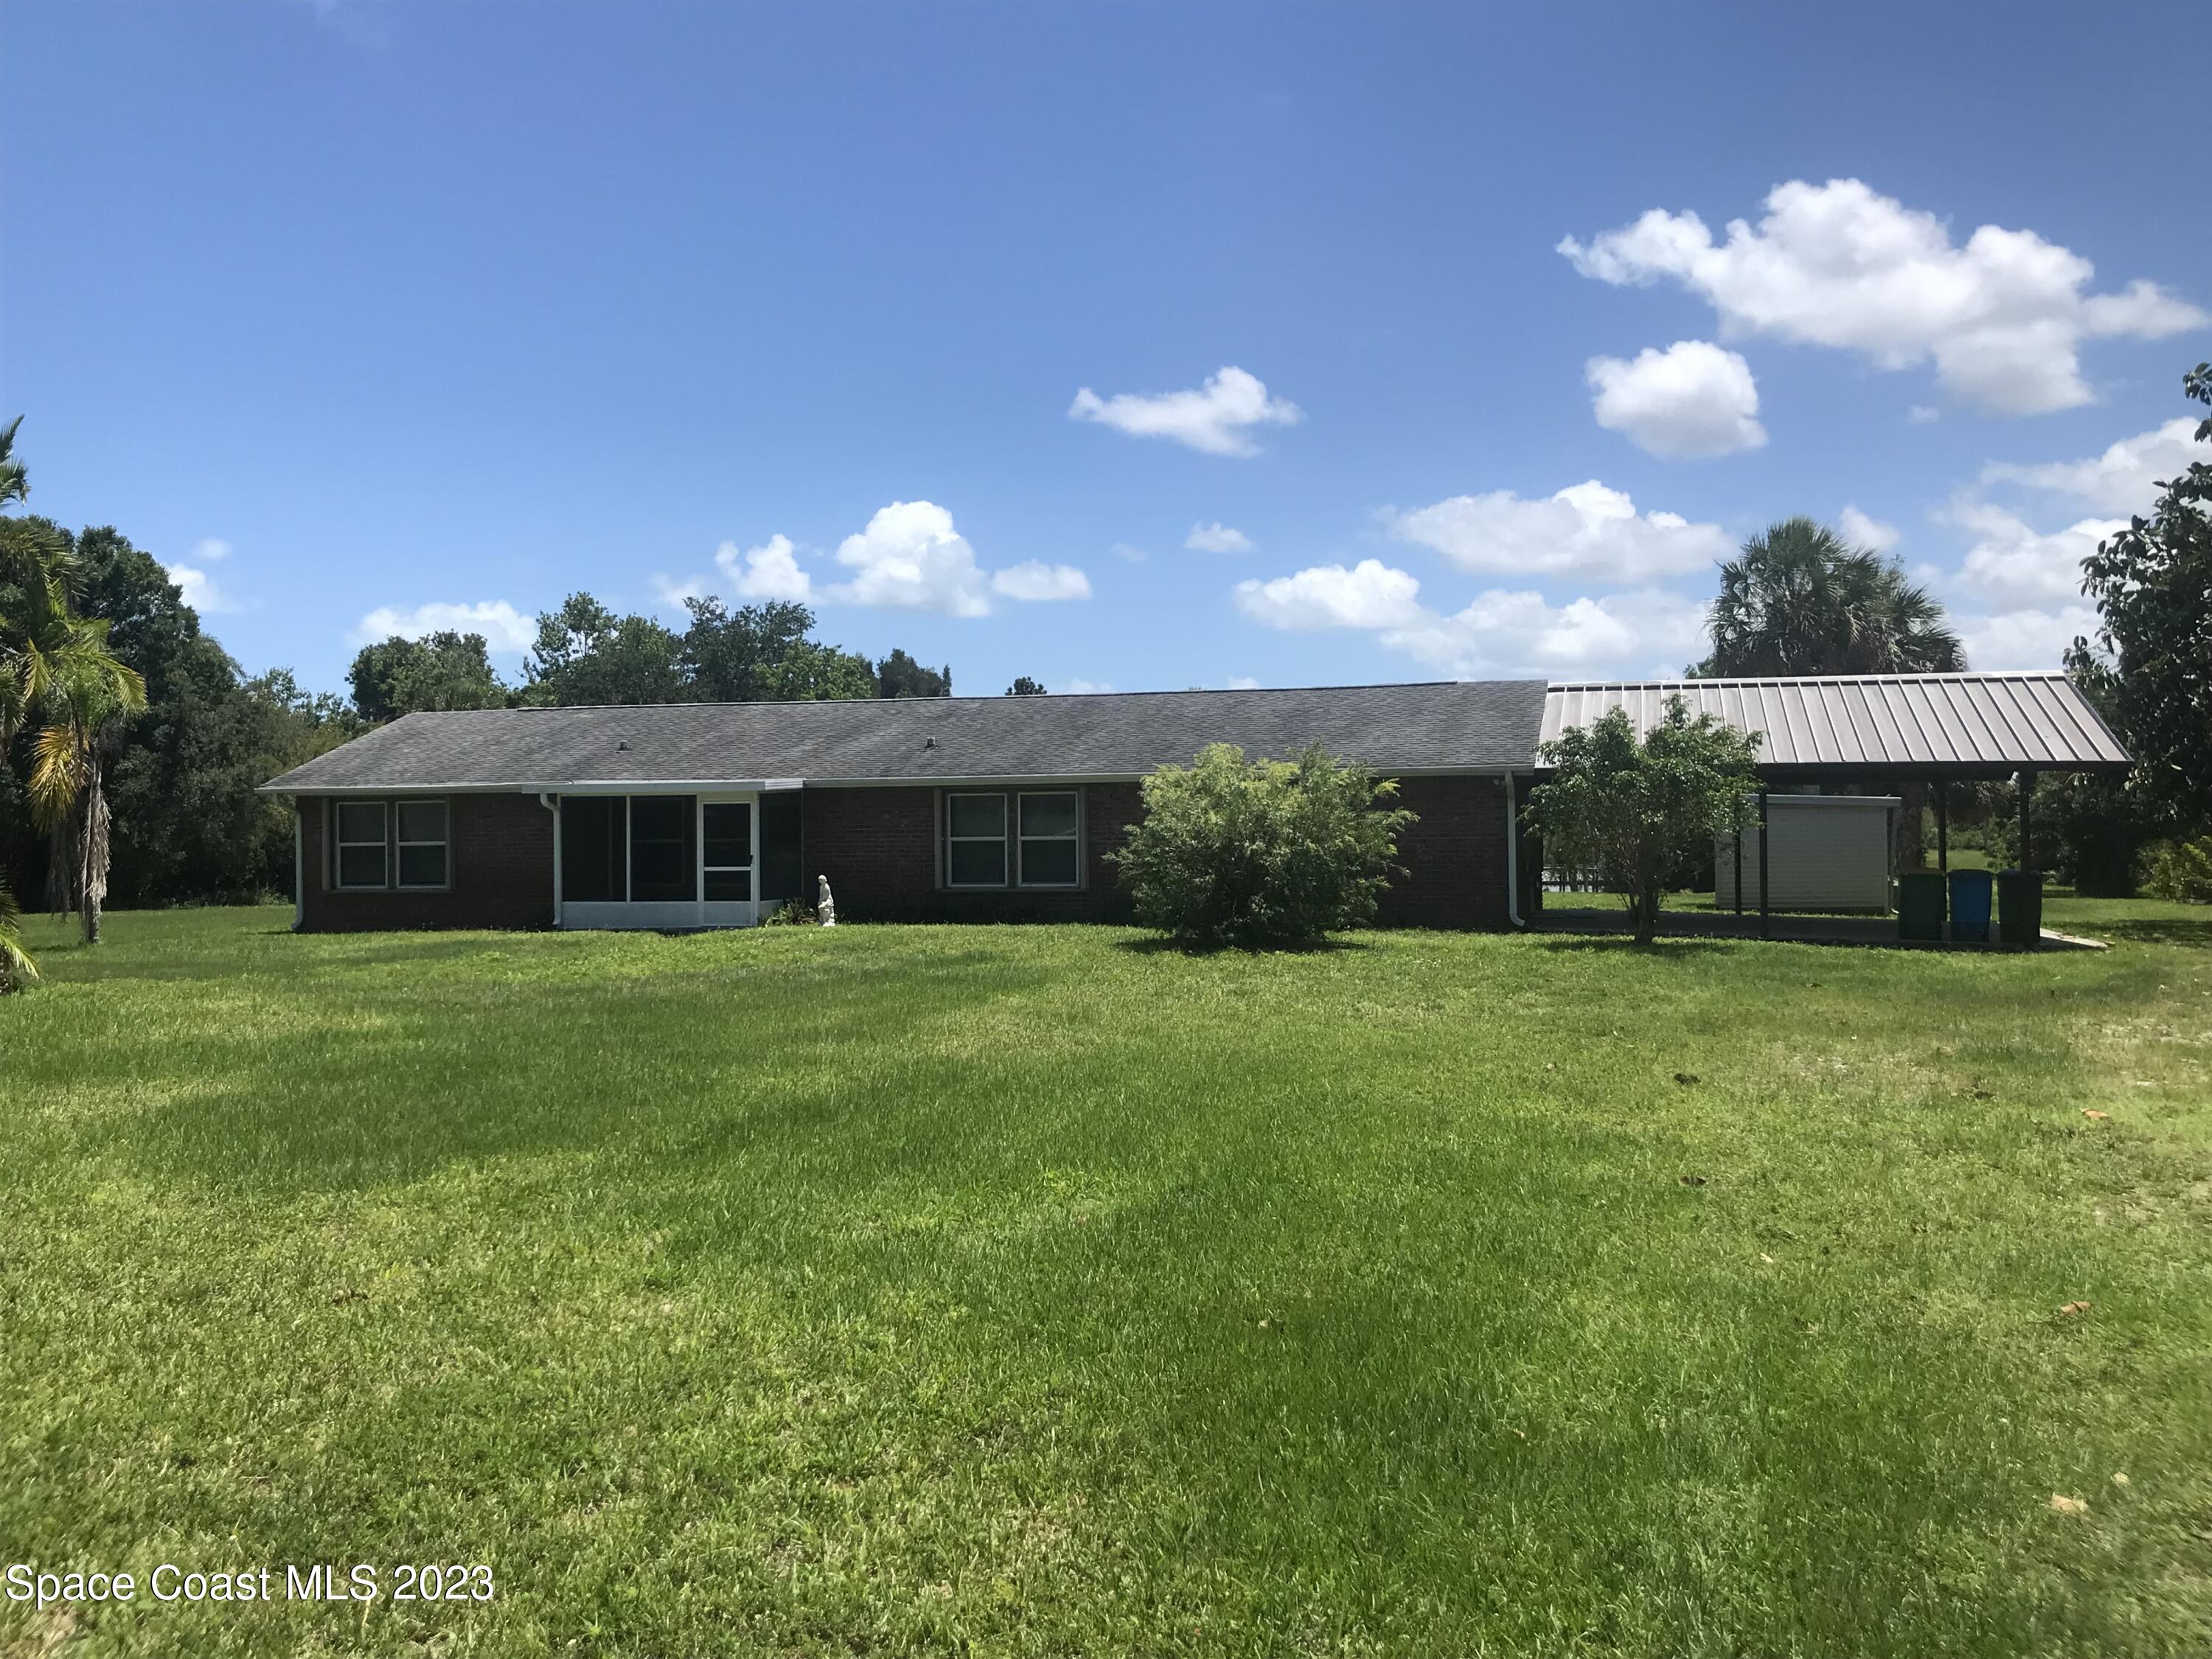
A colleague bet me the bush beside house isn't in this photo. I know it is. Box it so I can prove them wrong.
[1110,743,1414,950]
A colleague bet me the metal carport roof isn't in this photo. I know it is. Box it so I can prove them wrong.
[1540,673,2129,779]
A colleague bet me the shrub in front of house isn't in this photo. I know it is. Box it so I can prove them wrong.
[1110,742,1414,950]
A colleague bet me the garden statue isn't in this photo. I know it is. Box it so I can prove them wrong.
[817,875,836,926]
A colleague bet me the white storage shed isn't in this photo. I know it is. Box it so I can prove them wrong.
[1715,794,1899,913]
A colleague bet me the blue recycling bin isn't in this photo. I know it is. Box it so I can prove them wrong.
[1947,868,1994,943]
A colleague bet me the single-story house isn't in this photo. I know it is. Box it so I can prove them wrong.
[260,672,2126,934]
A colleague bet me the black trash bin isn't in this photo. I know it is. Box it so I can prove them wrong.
[1896,872,1946,941]
[1997,869,2045,947]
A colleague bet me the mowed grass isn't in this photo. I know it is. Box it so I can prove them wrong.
[5,903,2212,1658]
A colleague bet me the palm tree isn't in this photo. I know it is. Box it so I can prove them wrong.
[1695,516,1964,869]
[1,415,49,984]
[29,636,146,943]
[1697,517,1964,677]
[0,880,36,993]
[0,416,147,945]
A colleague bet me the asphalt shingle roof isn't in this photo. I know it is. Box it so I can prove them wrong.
[263,681,1552,792]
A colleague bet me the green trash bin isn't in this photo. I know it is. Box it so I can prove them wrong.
[1896,871,1946,941]
[1997,869,2045,947]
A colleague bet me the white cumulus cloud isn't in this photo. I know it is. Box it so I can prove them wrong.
[1233,559,1425,630]
[714,533,814,603]
[1956,604,2101,671]
[167,563,237,613]
[1948,499,2123,605]
[1586,340,1767,458]
[1559,178,2208,414]
[1383,479,1730,581]
[1838,505,1901,553]
[1234,553,1710,678]
[188,537,233,562]
[352,599,535,653]
[1381,588,1711,678]
[1981,417,2208,516]
[674,508,1093,618]
[825,501,993,616]
[1185,521,1256,554]
[1068,366,1301,457]
[990,560,1091,602]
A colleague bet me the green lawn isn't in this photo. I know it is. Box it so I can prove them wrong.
[5,902,2212,1657]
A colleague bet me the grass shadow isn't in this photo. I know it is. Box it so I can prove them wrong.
[1534,936,1745,958]
[1113,934,1380,958]
[2088,915,2212,947]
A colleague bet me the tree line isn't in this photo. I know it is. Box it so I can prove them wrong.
[2,358,2205,956]
[347,594,956,717]
[0,414,1065,938]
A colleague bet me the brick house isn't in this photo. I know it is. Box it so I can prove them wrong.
[262,681,1550,933]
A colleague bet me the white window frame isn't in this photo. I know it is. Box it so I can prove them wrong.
[394,797,451,891]
[333,800,390,891]
[1016,790,1082,889]
[945,791,1010,888]
[699,796,757,905]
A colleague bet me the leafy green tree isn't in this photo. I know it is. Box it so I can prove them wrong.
[2078,363,2212,832]
[49,528,285,905]
[1110,743,1414,949]
[875,648,951,698]
[1007,677,1046,696]
[0,417,38,984]
[0,428,147,943]
[1697,518,1964,677]
[348,631,507,721]
[524,594,686,706]
[762,638,877,701]
[681,597,875,702]
[1526,698,1762,945]
[2140,835,2212,903]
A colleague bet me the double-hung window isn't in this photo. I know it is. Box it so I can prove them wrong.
[333,801,389,889]
[944,789,1082,889]
[395,800,449,888]
[945,793,1008,887]
[1017,792,1079,886]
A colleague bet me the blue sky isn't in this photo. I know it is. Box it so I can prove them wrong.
[5,1,2206,698]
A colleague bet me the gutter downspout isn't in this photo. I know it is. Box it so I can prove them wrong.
[1504,772,1526,929]
[292,807,304,933]
[538,793,561,928]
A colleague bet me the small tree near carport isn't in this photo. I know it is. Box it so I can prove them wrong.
[1527,697,1762,945]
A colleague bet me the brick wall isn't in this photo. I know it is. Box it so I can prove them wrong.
[1371,773,1520,931]
[802,783,1142,923]
[299,793,554,932]
[293,776,1526,933]
[804,777,1519,929]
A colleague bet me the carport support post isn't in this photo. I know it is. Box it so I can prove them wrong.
[2018,770,2035,869]
[1757,787,1770,939]
[1732,803,1745,916]
[1935,782,1948,873]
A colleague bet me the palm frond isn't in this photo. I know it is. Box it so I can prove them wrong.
[0,414,25,511]
[0,880,35,991]
[28,720,88,826]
